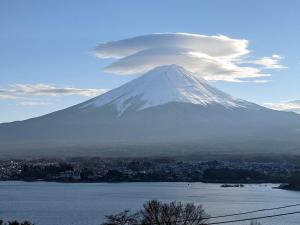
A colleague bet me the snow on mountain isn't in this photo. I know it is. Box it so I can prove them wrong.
[81,65,256,114]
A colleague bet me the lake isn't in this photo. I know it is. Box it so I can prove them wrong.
[0,182,300,225]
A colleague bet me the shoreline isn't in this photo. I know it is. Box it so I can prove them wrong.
[277,184,300,191]
[0,179,281,185]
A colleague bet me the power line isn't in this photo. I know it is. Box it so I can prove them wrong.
[142,204,300,224]
[143,211,300,225]
[208,203,300,219]
[208,210,300,224]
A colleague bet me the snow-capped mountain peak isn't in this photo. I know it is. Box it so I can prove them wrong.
[81,65,255,113]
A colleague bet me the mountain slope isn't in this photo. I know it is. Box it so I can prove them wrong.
[80,64,259,114]
[0,65,300,158]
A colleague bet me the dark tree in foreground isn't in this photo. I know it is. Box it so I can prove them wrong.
[141,200,209,225]
[102,200,209,225]
[250,221,262,225]
[102,210,140,225]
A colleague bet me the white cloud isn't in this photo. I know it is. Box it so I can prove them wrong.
[18,101,50,106]
[94,33,285,82]
[0,84,108,106]
[245,54,286,69]
[0,94,24,100]
[0,84,108,99]
[251,80,271,83]
[264,100,300,114]
[95,33,249,59]
[104,48,271,82]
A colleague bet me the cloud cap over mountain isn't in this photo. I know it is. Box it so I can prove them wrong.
[95,33,285,82]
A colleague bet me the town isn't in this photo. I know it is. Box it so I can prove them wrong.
[1,157,299,184]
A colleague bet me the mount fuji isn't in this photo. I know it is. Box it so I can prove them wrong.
[1,65,300,158]
[81,65,258,113]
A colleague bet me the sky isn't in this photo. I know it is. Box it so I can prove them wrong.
[0,0,300,122]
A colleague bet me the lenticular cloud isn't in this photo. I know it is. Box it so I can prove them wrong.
[94,33,284,82]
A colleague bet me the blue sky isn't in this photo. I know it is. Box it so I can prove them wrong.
[0,0,300,122]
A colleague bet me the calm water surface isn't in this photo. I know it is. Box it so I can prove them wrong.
[0,181,300,225]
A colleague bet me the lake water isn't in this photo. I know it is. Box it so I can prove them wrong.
[0,182,300,225]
